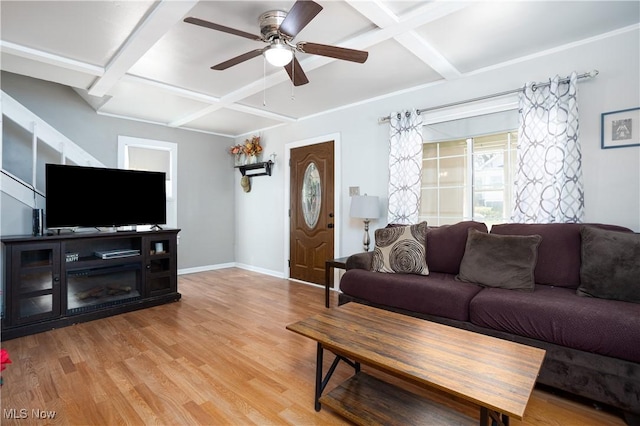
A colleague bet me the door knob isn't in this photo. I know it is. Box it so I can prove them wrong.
[328,223,334,229]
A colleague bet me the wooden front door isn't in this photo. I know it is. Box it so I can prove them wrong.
[290,141,335,285]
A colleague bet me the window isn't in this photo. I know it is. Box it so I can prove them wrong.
[126,146,173,198]
[118,136,178,229]
[420,131,518,228]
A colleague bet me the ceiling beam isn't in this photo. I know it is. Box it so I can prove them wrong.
[123,74,220,104]
[0,40,103,76]
[88,0,199,97]
[168,104,221,128]
[344,0,463,79]
[226,103,297,123]
[394,32,461,80]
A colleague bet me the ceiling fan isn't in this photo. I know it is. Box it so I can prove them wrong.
[184,0,369,86]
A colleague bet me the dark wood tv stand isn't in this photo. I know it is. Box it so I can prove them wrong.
[1,228,181,340]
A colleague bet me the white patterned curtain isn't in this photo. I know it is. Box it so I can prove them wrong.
[512,72,584,223]
[388,109,423,224]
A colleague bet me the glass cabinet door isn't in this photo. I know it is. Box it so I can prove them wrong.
[10,243,61,324]
[144,235,176,296]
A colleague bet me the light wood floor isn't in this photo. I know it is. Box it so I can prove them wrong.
[1,268,627,425]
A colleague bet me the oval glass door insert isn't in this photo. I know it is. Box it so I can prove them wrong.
[302,162,321,228]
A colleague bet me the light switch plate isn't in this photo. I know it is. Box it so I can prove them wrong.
[349,186,360,196]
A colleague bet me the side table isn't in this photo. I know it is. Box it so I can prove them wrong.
[324,256,349,308]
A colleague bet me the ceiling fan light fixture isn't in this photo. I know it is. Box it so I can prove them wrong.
[264,42,293,67]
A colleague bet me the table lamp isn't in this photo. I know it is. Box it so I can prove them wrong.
[350,194,380,251]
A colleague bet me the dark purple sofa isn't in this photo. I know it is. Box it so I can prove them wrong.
[339,221,640,422]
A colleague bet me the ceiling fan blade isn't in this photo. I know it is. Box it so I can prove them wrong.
[279,0,323,38]
[212,49,265,70]
[284,57,309,86]
[184,17,262,41]
[298,42,368,63]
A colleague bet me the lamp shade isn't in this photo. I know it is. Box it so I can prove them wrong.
[350,195,380,219]
[264,42,293,67]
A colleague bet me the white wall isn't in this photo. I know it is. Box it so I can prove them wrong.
[1,72,236,271]
[234,28,640,276]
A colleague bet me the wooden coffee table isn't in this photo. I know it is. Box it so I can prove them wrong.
[286,303,546,426]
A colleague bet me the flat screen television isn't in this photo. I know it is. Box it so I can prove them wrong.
[45,164,167,229]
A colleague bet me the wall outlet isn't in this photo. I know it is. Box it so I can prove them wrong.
[349,186,360,196]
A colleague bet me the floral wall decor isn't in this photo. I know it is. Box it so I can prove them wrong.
[243,136,263,163]
[229,143,244,166]
[229,136,263,166]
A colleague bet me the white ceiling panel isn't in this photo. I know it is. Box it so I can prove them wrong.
[184,107,285,136]
[415,1,640,73]
[0,0,155,66]
[129,21,269,97]
[99,80,211,124]
[1,0,638,137]
[380,0,433,18]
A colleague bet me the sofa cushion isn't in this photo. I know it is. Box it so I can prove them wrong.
[490,223,632,289]
[469,285,640,363]
[372,222,429,275]
[426,221,488,275]
[578,226,640,303]
[457,229,541,291]
[340,269,482,321]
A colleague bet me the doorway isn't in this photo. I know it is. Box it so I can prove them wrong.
[288,139,337,285]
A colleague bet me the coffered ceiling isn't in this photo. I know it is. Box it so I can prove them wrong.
[1,1,638,137]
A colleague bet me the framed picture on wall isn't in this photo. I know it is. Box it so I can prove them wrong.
[601,107,640,149]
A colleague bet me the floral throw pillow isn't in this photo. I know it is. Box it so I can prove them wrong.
[372,222,429,275]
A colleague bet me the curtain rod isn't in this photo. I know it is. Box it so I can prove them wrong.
[378,70,599,124]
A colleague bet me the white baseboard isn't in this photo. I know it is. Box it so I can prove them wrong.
[178,262,284,279]
[233,263,285,279]
[178,263,235,275]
